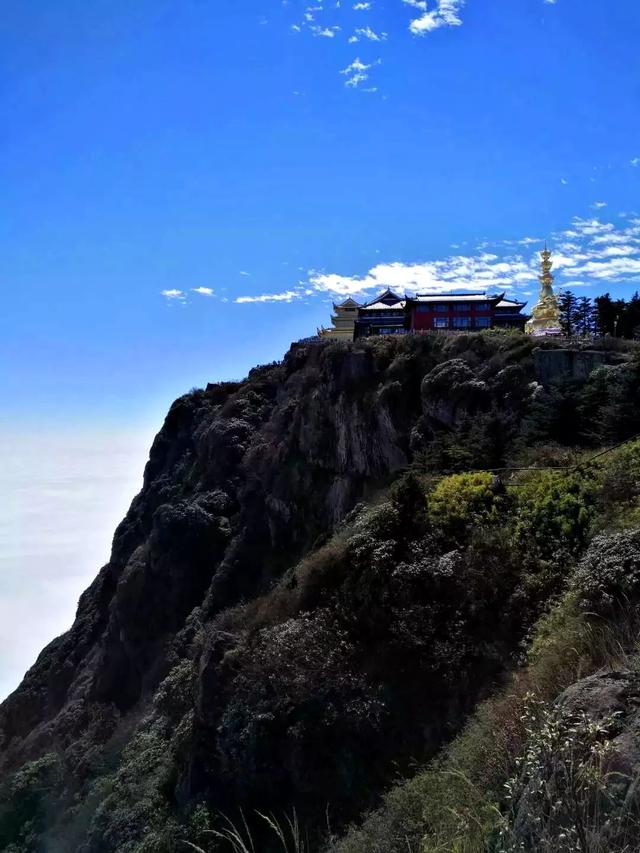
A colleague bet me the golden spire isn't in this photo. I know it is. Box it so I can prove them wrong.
[525,245,561,336]
[539,245,555,299]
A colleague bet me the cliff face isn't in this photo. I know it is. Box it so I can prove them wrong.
[2,332,639,852]
[0,342,412,765]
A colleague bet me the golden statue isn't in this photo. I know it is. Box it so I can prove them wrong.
[525,246,562,336]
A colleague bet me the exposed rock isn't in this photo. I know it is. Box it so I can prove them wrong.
[511,670,640,851]
[533,347,626,385]
[421,359,490,427]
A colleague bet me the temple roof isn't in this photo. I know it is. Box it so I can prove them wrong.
[333,297,362,309]
[361,300,407,311]
[364,289,403,307]
[407,291,505,304]
[496,297,527,309]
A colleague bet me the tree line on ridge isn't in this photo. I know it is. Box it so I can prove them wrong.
[558,290,640,339]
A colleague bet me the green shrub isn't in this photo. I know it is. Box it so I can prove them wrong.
[427,472,504,543]
[599,439,640,510]
[512,470,598,559]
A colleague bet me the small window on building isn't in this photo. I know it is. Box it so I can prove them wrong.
[434,303,448,312]
[475,317,491,328]
[476,302,490,311]
[453,303,470,312]
[417,304,430,313]
[434,318,449,329]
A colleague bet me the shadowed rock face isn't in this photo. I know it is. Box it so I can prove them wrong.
[533,347,626,385]
[0,340,425,774]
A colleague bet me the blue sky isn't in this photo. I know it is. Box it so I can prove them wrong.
[1,1,640,694]
[2,0,640,429]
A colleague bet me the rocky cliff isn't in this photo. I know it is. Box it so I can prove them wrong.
[2,332,640,853]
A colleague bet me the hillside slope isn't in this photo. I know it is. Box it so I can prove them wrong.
[2,332,640,853]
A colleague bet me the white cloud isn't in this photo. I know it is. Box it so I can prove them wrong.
[632,157,640,167]
[340,57,380,88]
[192,287,214,296]
[353,1,371,8]
[235,290,302,304]
[161,289,185,301]
[409,0,464,35]
[308,215,640,300]
[351,25,387,41]
[311,24,341,36]
[309,255,537,297]
[401,0,427,9]
[592,201,608,209]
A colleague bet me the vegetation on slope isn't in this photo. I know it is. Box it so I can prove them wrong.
[3,332,640,852]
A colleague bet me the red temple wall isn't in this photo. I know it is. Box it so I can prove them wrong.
[410,308,494,331]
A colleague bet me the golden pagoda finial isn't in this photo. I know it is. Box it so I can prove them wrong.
[539,245,554,299]
[525,245,561,336]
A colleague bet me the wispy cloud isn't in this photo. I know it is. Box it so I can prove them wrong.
[340,57,380,88]
[592,201,608,209]
[311,24,341,37]
[308,214,640,298]
[309,255,536,297]
[409,0,464,35]
[192,287,214,296]
[349,25,387,42]
[161,289,186,302]
[236,290,303,304]
[287,0,468,90]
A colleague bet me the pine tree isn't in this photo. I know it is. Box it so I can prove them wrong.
[594,293,617,336]
[575,296,595,338]
[626,292,640,339]
[558,290,578,337]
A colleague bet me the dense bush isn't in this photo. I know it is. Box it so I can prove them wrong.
[427,471,504,542]
[572,530,640,615]
[0,754,63,851]
[511,470,598,559]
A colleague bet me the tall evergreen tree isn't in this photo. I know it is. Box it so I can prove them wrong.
[575,296,595,337]
[625,292,640,339]
[558,290,578,337]
[594,293,617,336]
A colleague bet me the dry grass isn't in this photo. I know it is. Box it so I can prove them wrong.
[183,809,309,853]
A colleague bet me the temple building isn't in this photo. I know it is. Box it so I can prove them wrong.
[405,292,528,333]
[353,290,407,338]
[318,297,362,340]
[318,287,530,341]
[525,247,562,336]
